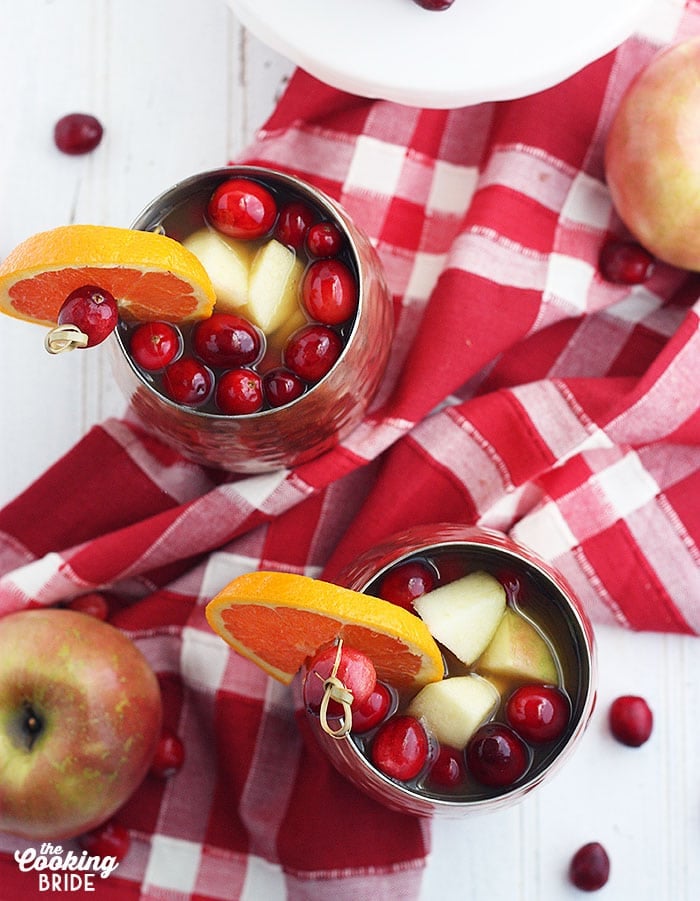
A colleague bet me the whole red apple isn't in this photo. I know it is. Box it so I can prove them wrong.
[0,608,162,840]
[604,36,700,271]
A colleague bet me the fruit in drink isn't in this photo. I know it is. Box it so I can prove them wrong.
[412,570,506,665]
[465,723,529,787]
[303,643,377,720]
[370,715,430,781]
[477,608,558,685]
[505,684,570,743]
[407,674,499,749]
[604,36,700,270]
[247,239,305,333]
[129,321,181,370]
[207,177,277,239]
[377,559,437,610]
[182,227,252,312]
[0,608,162,840]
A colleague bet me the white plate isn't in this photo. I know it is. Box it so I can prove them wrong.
[227,0,653,108]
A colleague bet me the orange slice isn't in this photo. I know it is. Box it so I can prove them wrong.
[0,224,216,326]
[205,571,445,689]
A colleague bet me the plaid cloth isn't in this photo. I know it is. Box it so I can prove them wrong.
[1,0,699,897]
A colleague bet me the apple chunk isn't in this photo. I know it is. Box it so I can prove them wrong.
[477,608,558,685]
[412,571,506,665]
[182,227,253,313]
[408,675,499,749]
[247,238,304,334]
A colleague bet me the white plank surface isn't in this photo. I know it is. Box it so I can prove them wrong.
[0,2,697,899]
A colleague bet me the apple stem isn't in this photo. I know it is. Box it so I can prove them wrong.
[319,639,354,739]
[22,700,43,750]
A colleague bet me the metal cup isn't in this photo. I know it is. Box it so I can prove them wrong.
[304,523,597,817]
[110,166,393,472]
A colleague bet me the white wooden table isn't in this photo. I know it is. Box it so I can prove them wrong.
[0,2,697,899]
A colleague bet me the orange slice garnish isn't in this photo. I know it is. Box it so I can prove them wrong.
[205,571,445,689]
[0,224,216,326]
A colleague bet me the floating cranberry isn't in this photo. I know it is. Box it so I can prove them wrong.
[378,560,437,611]
[302,259,358,325]
[275,201,316,250]
[371,715,429,782]
[569,842,610,891]
[427,745,465,789]
[193,312,262,368]
[80,820,130,862]
[306,221,343,257]
[608,695,653,747]
[304,643,377,718]
[207,177,277,239]
[263,367,305,407]
[57,285,118,347]
[163,357,213,406]
[466,723,529,787]
[351,682,393,734]
[599,239,655,284]
[149,729,186,778]
[215,368,264,415]
[67,593,109,621]
[130,321,181,370]
[54,113,104,155]
[506,684,571,744]
[284,324,343,382]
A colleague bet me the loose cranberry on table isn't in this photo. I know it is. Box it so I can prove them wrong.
[569,841,611,891]
[302,259,358,325]
[506,684,570,744]
[149,729,186,778]
[304,644,377,718]
[162,357,213,406]
[377,560,437,611]
[54,113,104,155]
[207,177,277,239]
[274,200,316,250]
[67,592,109,621]
[57,285,118,347]
[80,820,130,862]
[413,0,455,9]
[350,682,393,734]
[608,695,653,747]
[465,723,530,787]
[130,321,181,371]
[598,239,655,285]
[284,324,343,382]
[193,312,262,368]
[215,368,264,415]
[371,715,429,781]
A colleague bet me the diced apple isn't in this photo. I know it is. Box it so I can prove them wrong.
[267,306,307,355]
[477,608,558,685]
[247,239,304,334]
[182,227,252,312]
[412,571,506,666]
[408,675,499,749]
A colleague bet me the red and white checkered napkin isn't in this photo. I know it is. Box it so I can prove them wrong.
[1,4,699,898]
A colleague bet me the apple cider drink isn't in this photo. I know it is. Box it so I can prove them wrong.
[304,525,596,816]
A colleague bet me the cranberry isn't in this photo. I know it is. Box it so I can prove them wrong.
[351,682,393,734]
[413,0,455,9]
[427,745,465,789]
[506,685,571,743]
[466,723,529,787]
[149,729,186,778]
[67,593,109,621]
[80,820,130,862]
[54,113,104,155]
[263,367,305,407]
[306,221,343,257]
[304,644,377,718]
[608,695,653,747]
[130,321,181,370]
[378,560,437,611]
[599,239,655,284]
[371,715,429,782]
[302,259,358,325]
[162,357,213,406]
[57,285,118,346]
[274,201,316,250]
[569,842,610,891]
[215,368,264,415]
[284,324,343,382]
[207,177,277,239]
[193,313,262,368]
